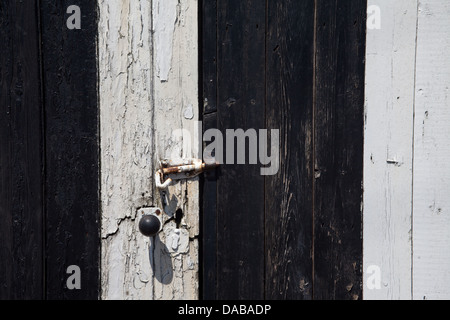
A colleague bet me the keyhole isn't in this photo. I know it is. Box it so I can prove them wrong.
[175,209,183,228]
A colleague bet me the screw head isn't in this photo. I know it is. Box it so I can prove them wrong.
[138,215,161,237]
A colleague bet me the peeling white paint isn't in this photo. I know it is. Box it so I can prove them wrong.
[165,226,190,255]
[184,104,194,120]
[153,0,178,82]
[99,0,199,300]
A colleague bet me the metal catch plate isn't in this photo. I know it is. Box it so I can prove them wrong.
[138,207,163,233]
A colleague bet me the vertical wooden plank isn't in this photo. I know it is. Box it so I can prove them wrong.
[201,0,218,300]
[265,0,315,300]
[202,0,217,115]
[40,0,99,299]
[313,0,366,300]
[413,0,450,300]
[363,0,417,300]
[216,0,266,299]
[152,0,200,300]
[201,113,218,299]
[0,0,44,299]
[98,0,155,300]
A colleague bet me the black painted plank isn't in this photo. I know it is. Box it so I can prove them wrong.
[202,0,217,115]
[40,1,99,299]
[0,0,44,300]
[265,0,315,300]
[313,0,366,300]
[201,0,219,300]
[201,112,218,300]
[216,0,266,299]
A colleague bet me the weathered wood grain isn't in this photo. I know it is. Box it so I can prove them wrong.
[98,0,155,300]
[265,0,315,300]
[204,0,367,300]
[0,0,44,299]
[215,0,266,299]
[413,0,450,300]
[363,0,417,300]
[40,0,100,299]
[313,0,366,300]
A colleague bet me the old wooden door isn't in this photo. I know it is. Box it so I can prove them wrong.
[3,0,450,301]
[201,0,367,300]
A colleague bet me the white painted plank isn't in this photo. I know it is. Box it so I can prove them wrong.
[413,0,450,300]
[99,0,199,300]
[363,0,418,300]
[99,0,155,300]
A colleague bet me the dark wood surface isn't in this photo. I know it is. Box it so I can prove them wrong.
[313,0,366,300]
[201,113,218,299]
[201,0,218,299]
[40,0,99,300]
[0,0,99,299]
[265,0,315,300]
[0,0,44,299]
[202,0,218,115]
[202,0,366,300]
[215,0,266,300]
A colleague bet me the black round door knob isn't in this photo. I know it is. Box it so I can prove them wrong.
[139,215,161,237]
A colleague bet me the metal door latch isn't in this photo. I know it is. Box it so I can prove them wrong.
[155,158,218,189]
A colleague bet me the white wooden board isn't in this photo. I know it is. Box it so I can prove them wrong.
[412,0,450,300]
[364,0,418,300]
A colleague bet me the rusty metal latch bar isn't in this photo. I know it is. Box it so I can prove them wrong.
[155,158,218,189]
